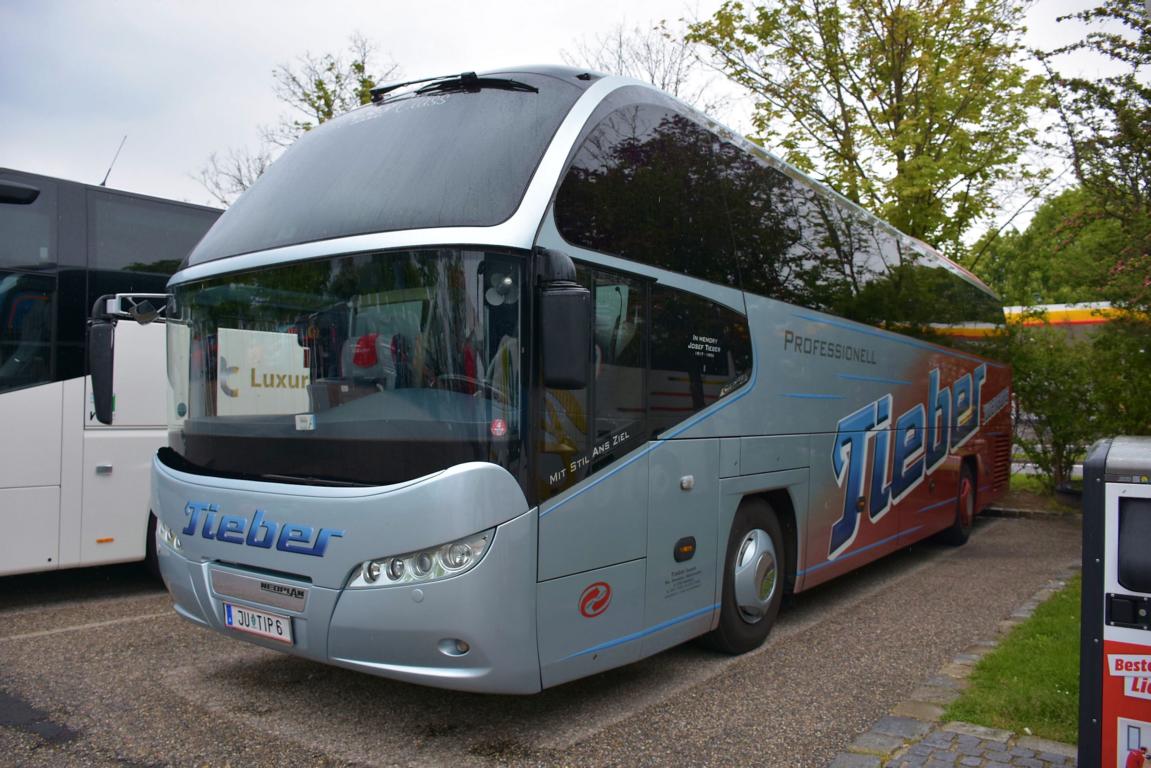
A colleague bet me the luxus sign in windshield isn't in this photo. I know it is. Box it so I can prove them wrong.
[216,328,311,416]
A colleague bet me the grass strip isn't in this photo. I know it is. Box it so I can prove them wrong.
[1009,472,1051,495]
[943,574,1080,744]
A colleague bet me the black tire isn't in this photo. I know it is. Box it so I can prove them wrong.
[940,464,976,546]
[144,512,161,579]
[700,497,785,654]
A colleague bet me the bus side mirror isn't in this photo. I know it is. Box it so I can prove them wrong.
[536,247,590,390]
[540,284,591,389]
[89,321,115,425]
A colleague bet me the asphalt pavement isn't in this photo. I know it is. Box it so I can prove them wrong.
[0,515,1082,768]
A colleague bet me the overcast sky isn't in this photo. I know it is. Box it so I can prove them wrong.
[0,0,1109,209]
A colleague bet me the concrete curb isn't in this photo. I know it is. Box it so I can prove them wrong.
[827,565,1082,768]
[983,506,1079,520]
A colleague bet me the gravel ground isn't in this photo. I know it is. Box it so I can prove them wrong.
[0,516,1081,768]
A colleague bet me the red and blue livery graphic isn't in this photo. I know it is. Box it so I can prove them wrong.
[829,364,987,559]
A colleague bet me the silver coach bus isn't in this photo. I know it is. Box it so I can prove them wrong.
[92,67,1012,693]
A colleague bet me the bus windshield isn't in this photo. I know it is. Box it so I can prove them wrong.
[186,71,584,265]
[167,248,525,486]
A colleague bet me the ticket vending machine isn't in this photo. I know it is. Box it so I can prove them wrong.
[1081,437,1151,768]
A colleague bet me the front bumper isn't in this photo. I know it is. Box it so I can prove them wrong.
[154,458,541,694]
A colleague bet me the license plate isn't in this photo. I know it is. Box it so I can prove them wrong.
[224,602,293,644]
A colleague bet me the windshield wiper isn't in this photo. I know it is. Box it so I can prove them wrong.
[259,473,371,488]
[370,71,538,103]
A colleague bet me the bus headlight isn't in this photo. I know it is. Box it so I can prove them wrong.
[351,529,494,588]
[157,520,181,551]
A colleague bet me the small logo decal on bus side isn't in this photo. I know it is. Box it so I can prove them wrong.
[579,582,612,618]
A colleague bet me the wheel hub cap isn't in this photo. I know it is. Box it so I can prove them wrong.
[734,529,777,624]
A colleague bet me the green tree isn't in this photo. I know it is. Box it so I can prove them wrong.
[1092,319,1151,436]
[263,33,397,148]
[969,187,1125,306]
[687,0,1046,255]
[197,34,399,206]
[990,320,1100,492]
[1041,0,1150,310]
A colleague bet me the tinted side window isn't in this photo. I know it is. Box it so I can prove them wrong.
[716,141,796,301]
[0,271,55,393]
[0,176,57,270]
[591,272,646,471]
[718,140,892,316]
[717,137,1002,346]
[555,105,738,287]
[649,285,751,438]
[0,178,58,393]
[89,191,217,279]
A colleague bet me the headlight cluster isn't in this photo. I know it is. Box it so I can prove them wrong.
[352,529,493,588]
[157,520,182,550]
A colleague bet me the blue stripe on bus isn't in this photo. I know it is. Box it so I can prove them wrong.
[562,603,721,660]
[917,498,954,514]
[837,373,912,386]
[540,351,760,518]
[790,311,1008,369]
[780,393,845,400]
[798,526,923,576]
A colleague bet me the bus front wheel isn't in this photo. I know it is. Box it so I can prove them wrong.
[701,497,784,654]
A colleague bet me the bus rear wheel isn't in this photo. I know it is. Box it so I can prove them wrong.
[701,497,784,654]
[940,465,976,546]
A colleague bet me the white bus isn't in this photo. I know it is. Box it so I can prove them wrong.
[0,169,219,576]
[93,68,1011,692]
